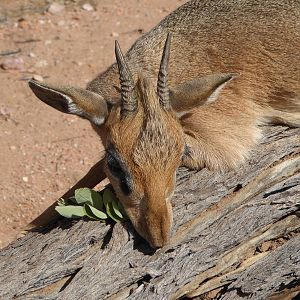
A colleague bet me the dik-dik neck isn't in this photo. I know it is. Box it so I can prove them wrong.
[181,95,264,171]
[87,63,120,104]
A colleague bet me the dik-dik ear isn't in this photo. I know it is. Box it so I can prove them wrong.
[169,73,236,116]
[28,80,108,126]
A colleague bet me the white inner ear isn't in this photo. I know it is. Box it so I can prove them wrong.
[68,97,105,125]
[176,110,189,118]
[67,100,84,116]
[206,78,233,104]
[90,115,105,126]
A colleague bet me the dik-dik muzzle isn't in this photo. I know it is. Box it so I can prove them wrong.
[104,34,185,248]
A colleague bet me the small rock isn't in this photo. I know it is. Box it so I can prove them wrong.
[18,18,28,29]
[28,51,35,58]
[10,145,16,151]
[0,106,11,116]
[35,60,48,68]
[57,20,66,26]
[22,176,29,182]
[32,74,44,82]
[82,3,94,11]
[48,3,65,15]
[1,57,24,71]
[111,31,119,37]
[74,60,83,66]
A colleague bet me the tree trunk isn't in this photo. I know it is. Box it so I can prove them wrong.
[1,126,299,300]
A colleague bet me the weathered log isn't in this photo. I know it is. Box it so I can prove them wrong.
[0,126,299,300]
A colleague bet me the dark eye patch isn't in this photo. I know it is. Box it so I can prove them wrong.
[106,148,132,196]
[106,152,123,177]
[119,177,131,196]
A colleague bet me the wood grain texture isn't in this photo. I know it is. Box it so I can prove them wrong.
[0,126,299,300]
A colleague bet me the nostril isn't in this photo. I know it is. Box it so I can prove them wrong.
[148,236,165,249]
[150,243,163,250]
[149,236,169,249]
[151,245,160,251]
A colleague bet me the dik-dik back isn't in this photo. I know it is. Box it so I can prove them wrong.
[29,0,300,248]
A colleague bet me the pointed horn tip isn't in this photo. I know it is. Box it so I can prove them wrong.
[115,40,121,53]
[165,32,172,46]
[166,32,172,40]
[162,33,172,58]
[115,40,126,59]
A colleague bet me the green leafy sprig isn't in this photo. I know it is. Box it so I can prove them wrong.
[55,187,127,222]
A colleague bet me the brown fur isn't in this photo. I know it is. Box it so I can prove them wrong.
[28,0,300,247]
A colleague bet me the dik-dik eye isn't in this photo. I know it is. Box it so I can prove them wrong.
[106,152,123,177]
[106,151,132,196]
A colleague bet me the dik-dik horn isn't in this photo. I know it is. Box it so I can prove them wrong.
[28,0,300,248]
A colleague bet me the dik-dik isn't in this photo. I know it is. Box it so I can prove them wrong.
[29,0,300,248]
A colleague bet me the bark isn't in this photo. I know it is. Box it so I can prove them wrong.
[0,126,299,300]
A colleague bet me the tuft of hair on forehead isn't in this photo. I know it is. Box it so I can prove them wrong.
[135,73,163,118]
[133,74,184,172]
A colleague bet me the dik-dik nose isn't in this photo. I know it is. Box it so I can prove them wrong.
[143,207,172,249]
[147,226,171,249]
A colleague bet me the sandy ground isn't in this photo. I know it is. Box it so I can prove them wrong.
[0,0,183,248]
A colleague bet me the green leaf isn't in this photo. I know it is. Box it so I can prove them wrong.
[107,202,122,222]
[68,196,78,205]
[117,201,128,219]
[90,190,103,210]
[102,187,127,221]
[83,204,100,220]
[55,205,85,218]
[103,188,118,204]
[111,198,123,219]
[85,204,107,220]
[74,188,93,205]
[103,193,118,222]
[57,198,67,206]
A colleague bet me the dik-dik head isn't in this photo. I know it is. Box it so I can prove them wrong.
[29,34,234,248]
[104,36,185,248]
